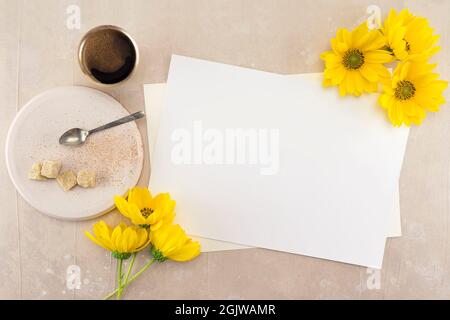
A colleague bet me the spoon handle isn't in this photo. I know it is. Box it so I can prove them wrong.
[89,111,145,135]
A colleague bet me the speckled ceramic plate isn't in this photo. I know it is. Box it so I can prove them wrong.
[5,86,144,220]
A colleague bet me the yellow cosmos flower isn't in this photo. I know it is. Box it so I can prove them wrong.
[379,61,447,126]
[382,8,440,62]
[85,221,151,259]
[114,187,175,231]
[321,23,392,96]
[150,224,201,262]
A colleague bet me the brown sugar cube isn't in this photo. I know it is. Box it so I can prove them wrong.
[77,169,96,188]
[28,162,46,180]
[40,160,61,179]
[57,171,77,192]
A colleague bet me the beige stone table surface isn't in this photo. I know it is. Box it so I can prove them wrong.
[1,0,449,299]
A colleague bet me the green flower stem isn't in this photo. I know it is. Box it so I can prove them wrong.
[103,290,117,300]
[126,258,156,286]
[125,253,137,283]
[116,258,123,299]
[103,257,156,299]
[117,253,137,299]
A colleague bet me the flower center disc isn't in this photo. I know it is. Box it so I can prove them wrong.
[394,80,416,100]
[405,40,411,52]
[343,49,364,70]
[140,208,154,218]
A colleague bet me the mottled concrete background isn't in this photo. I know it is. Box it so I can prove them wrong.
[0,0,449,299]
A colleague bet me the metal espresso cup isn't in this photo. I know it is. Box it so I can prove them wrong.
[78,25,139,86]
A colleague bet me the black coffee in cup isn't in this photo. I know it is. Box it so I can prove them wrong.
[79,26,138,85]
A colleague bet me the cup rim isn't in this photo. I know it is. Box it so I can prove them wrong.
[78,25,139,87]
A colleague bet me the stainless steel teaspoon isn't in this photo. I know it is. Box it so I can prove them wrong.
[59,111,145,146]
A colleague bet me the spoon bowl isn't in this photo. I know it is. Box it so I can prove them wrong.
[59,128,89,146]
[59,111,145,146]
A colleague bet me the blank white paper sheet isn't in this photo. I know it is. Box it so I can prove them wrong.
[149,55,409,267]
[144,82,403,248]
[144,83,403,253]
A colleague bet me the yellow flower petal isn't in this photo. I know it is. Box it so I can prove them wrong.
[128,187,153,210]
[364,50,393,64]
[136,228,150,248]
[114,195,131,218]
[338,28,352,46]
[364,37,386,52]
[85,230,112,251]
[359,64,378,82]
[127,203,147,225]
[150,219,164,231]
[85,221,150,255]
[338,79,346,96]
[169,241,201,262]
[151,224,201,262]
[93,221,112,241]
